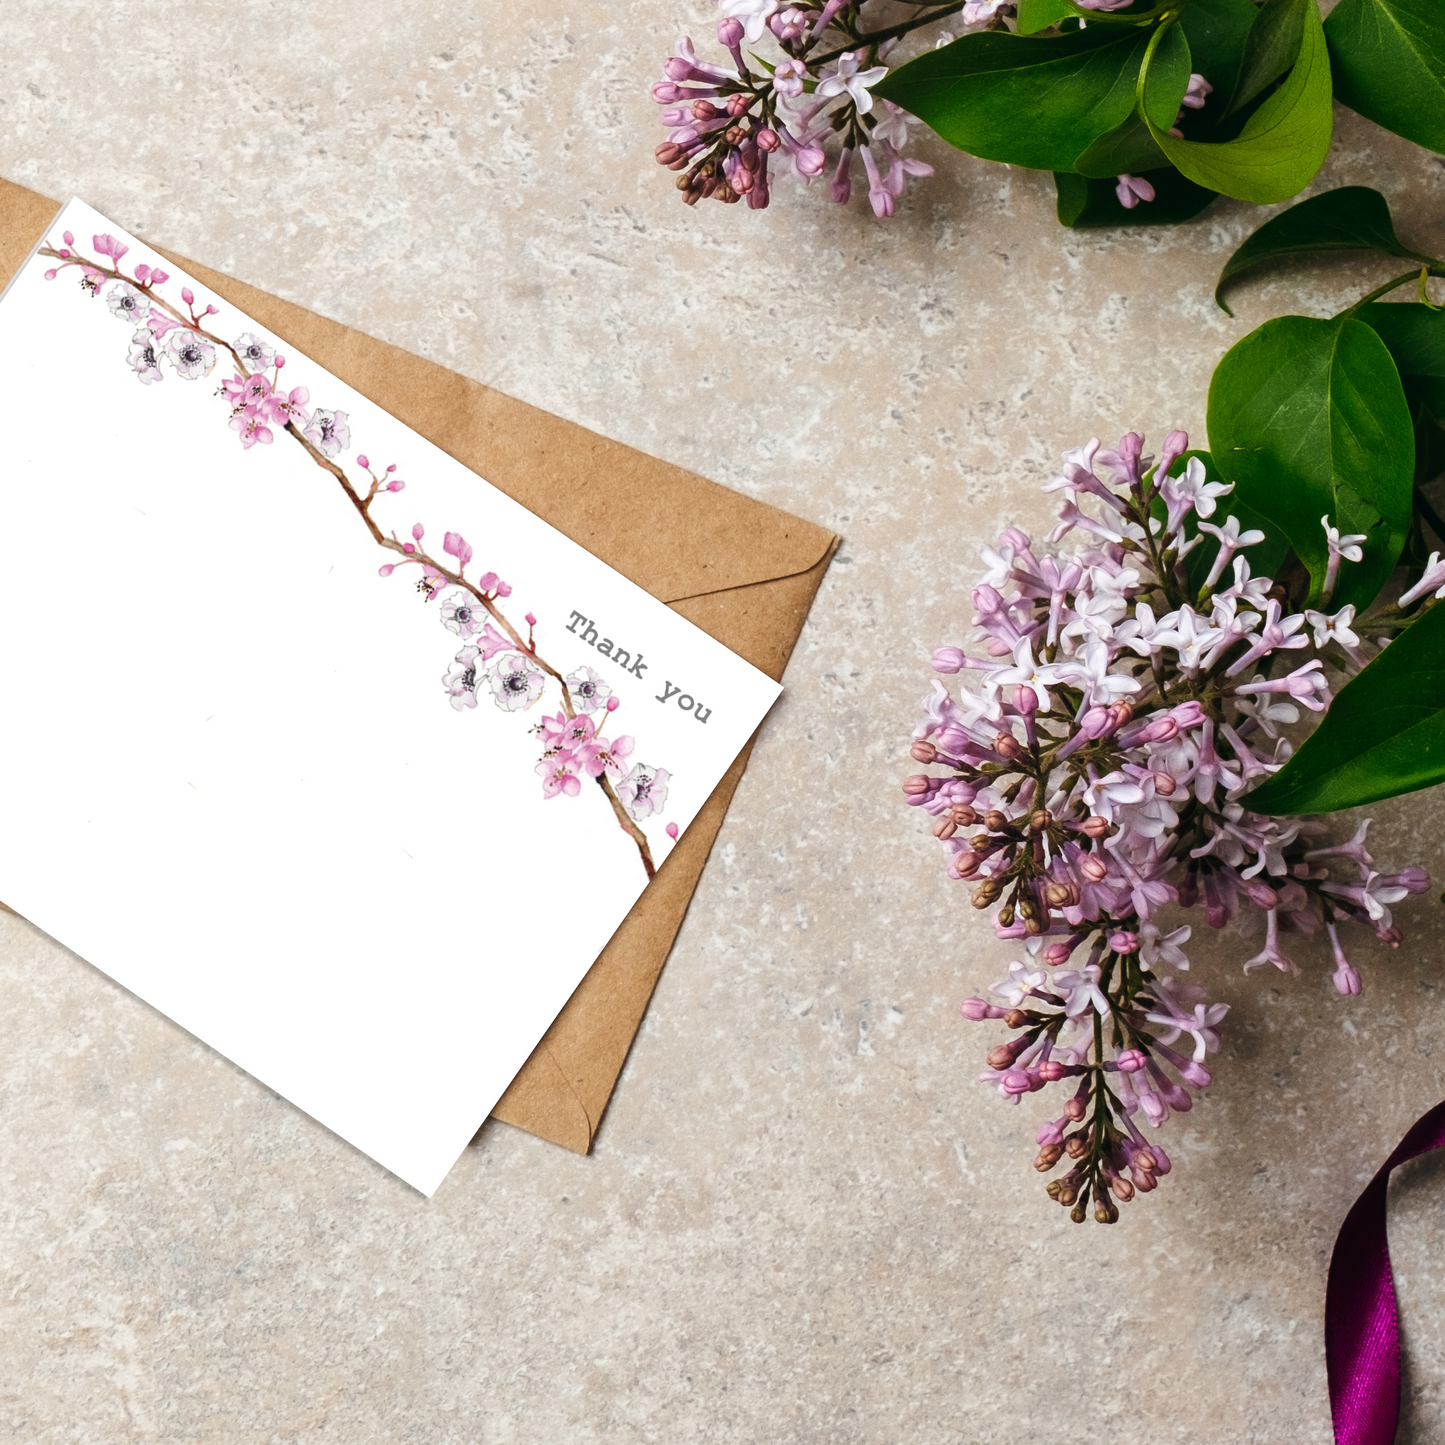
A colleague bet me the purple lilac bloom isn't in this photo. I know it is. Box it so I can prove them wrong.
[906,428,1429,1222]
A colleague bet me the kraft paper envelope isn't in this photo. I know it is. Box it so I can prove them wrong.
[0,178,836,1157]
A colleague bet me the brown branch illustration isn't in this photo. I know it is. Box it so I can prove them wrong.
[40,240,658,880]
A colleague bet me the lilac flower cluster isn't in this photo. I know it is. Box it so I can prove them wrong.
[42,229,677,878]
[653,1,940,214]
[652,0,1214,215]
[904,431,1430,1221]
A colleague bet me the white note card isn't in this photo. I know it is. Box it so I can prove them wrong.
[0,199,780,1194]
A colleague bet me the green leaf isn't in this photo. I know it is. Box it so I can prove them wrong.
[875,27,1166,173]
[1206,314,1415,611]
[1180,0,1262,121]
[1075,22,1191,177]
[1145,0,1332,203]
[1357,303,1445,420]
[1161,450,1293,591]
[1053,166,1218,226]
[1226,0,1307,114]
[1245,601,1445,814]
[1016,0,1078,35]
[1214,186,1430,313]
[1325,0,1445,154]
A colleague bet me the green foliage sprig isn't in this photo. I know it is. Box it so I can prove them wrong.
[1202,186,1445,812]
[876,0,1445,229]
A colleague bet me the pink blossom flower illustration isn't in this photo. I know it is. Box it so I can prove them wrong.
[106,283,149,324]
[443,645,483,710]
[228,411,274,449]
[303,408,350,458]
[537,754,583,798]
[167,331,217,380]
[617,763,670,820]
[233,332,275,372]
[566,666,612,713]
[588,733,635,781]
[490,654,545,711]
[126,328,163,385]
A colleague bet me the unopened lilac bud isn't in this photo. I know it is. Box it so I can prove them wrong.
[663,56,694,80]
[986,1043,1018,1070]
[931,646,966,673]
[1111,1176,1135,1203]
[1115,1048,1147,1073]
[950,804,978,827]
[960,997,992,1021]
[1064,1095,1087,1122]
[1378,925,1403,947]
[902,774,932,796]
[1081,706,1112,739]
[933,816,957,840]
[1030,810,1052,831]
[795,143,826,176]
[1110,702,1134,730]
[1109,929,1139,954]
[656,141,686,166]
[1081,816,1110,838]
[1003,1008,1028,1030]
[994,732,1023,760]
[1014,685,1038,716]
[653,80,686,103]
[1043,943,1072,966]
[1171,699,1207,728]
[1039,1059,1067,1081]
[1334,963,1362,996]
[1152,769,1177,796]
[910,739,938,764]
[756,126,780,152]
[726,92,750,116]
[1035,1144,1064,1171]
[1001,1068,1033,1095]
[1132,1168,1158,1192]
[1132,1147,1159,1174]
[1080,855,1108,883]
[982,810,1008,832]
[718,15,745,43]
[972,879,1003,908]
[951,851,981,878]
[1157,429,1189,479]
[1045,882,1079,908]
[1179,1060,1212,1088]
[1244,879,1278,909]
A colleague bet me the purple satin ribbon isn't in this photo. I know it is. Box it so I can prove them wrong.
[1327,1099,1445,1445]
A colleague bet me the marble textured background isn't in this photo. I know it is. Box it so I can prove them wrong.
[3,2,1445,1440]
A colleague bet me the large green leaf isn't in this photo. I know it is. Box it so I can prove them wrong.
[1206,314,1415,611]
[1357,302,1445,421]
[1146,0,1332,203]
[875,27,1167,173]
[1214,186,1432,313]
[1226,0,1307,115]
[1246,601,1445,814]
[1053,167,1218,227]
[1074,24,1191,177]
[1325,0,1445,154]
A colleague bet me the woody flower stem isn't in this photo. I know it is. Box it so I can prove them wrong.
[39,242,658,881]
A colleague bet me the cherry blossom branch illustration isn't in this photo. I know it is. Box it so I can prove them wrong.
[39,229,671,880]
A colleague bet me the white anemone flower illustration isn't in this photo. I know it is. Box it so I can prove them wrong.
[303,408,350,458]
[443,645,482,710]
[167,331,216,380]
[616,762,670,820]
[565,665,612,714]
[106,282,149,324]
[127,328,163,385]
[233,331,275,372]
[490,654,545,711]
[440,593,486,638]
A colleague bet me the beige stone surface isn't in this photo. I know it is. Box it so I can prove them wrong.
[3,2,1445,1440]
